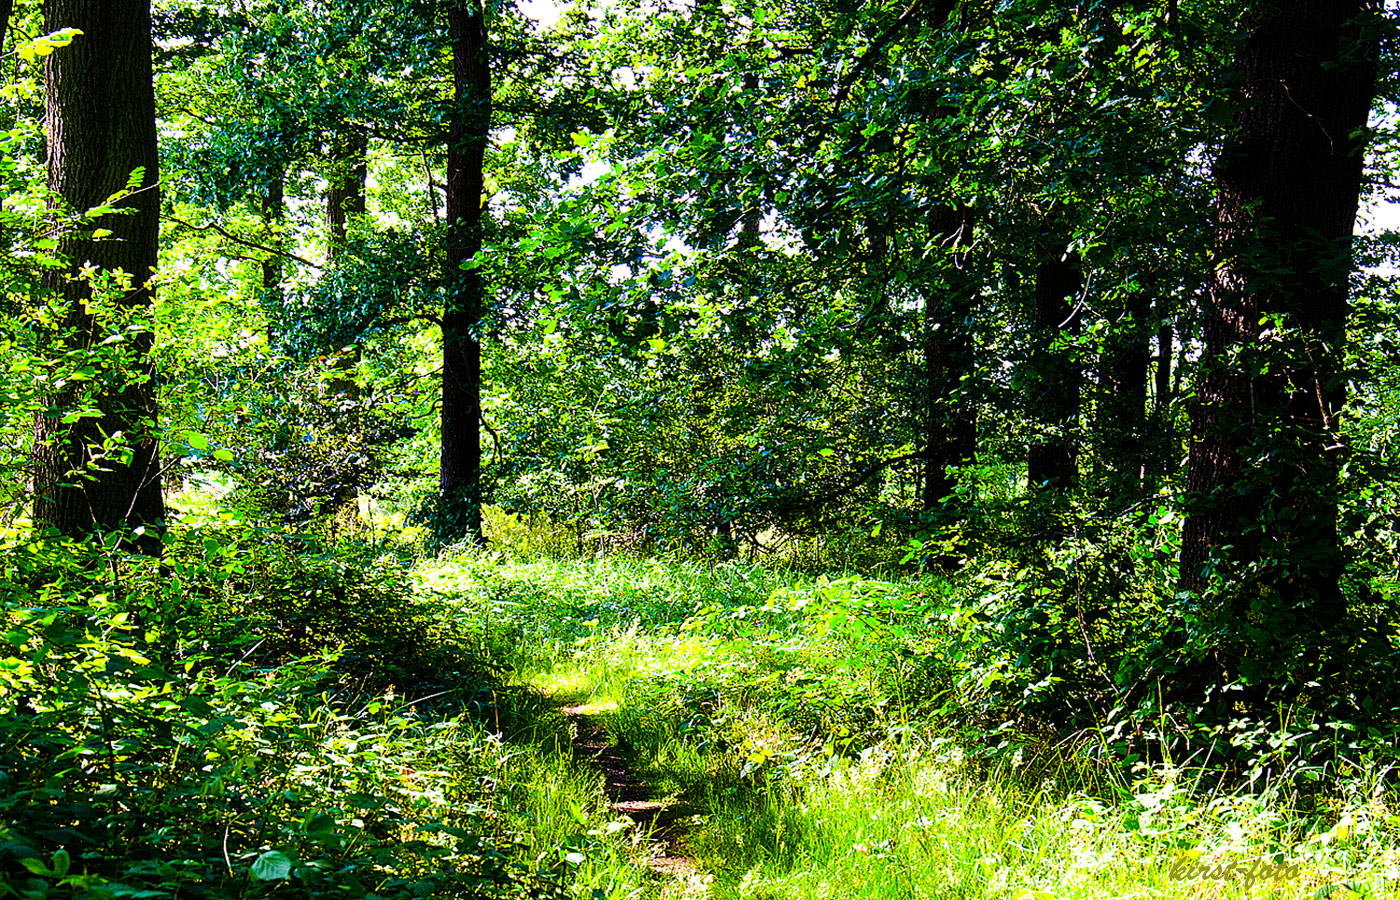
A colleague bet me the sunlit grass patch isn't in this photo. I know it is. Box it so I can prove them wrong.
[671,746,1400,900]
[525,626,727,708]
[456,727,652,900]
[415,547,1400,900]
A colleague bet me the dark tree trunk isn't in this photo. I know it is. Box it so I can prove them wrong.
[32,0,164,550]
[1026,248,1083,494]
[1144,311,1174,494]
[261,167,284,342]
[922,205,977,516]
[1178,0,1378,693]
[324,129,365,399]
[326,127,367,260]
[439,0,489,545]
[1097,282,1151,506]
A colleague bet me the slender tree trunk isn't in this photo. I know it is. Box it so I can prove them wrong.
[324,129,366,399]
[326,127,367,261]
[1097,282,1150,506]
[1026,247,1083,495]
[261,167,284,342]
[439,0,489,545]
[1144,313,1174,494]
[1178,0,1378,693]
[922,205,976,516]
[1154,321,1172,412]
[32,0,164,550]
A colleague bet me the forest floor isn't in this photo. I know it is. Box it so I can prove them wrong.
[14,532,1400,900]
[421,551,1400,900]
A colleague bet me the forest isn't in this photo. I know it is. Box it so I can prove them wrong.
[4,0,1400,897]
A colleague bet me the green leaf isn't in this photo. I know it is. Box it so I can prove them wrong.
[304,813,336,836]
[182,431,209,450]
[18,857,51,876]
[212,448,234,461]
[251,850,294,881]
[50,850,69,879]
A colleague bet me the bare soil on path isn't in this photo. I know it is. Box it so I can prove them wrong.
[559,703,710,897]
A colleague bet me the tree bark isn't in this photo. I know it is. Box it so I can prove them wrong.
[326,127,367,261]
[1096,281,1151,506]
[1144,310,1174,494]
[261,167,284,342]
[1178,0,1378,691]
[439,0,489,545]
[324,128,365,399]
[922,205,976,516]
[1154,320,1172,414]
[32,0,165,549]
[1026,248,1083,495]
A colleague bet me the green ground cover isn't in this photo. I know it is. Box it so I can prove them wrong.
[419,549,1400,900]
[5,528,1400,899]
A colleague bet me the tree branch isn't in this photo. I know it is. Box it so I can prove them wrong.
[480,412,502,463]
[162,213,323,269]
[779,450,925,524]
[833,0,959,110]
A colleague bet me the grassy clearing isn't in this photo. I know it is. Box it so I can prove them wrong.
[22,531,1389,898]
[418,549,1400,900]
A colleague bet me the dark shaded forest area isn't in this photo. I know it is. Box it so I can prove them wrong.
[5,0,1400,897]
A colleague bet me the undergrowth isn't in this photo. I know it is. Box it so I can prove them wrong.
[0,528,650,900]
[416,549,1400,899]
[11,531,1400,899]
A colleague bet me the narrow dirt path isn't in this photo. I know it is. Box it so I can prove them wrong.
[560,704,710,897]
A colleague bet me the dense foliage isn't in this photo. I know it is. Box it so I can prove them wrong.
[5,0,1400,896]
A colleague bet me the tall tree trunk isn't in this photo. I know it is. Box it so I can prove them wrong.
[1178,0,1378,694]
[32,0,164,550]
[1154,320,1172,414]
[1097,281,1151,506]
[261,167,284,343]
[326,127,367,261]
[1026,247,1083,495]
[324,129,366,399]
[439,0,489,545]
[922,205,976,517]
[1144,311,1174,495]
[0,1,12,54]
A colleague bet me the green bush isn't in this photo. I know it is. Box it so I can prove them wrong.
[0,529,643,899]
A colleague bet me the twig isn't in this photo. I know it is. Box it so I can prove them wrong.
[480,411,502,462]
[162,213,322,269]
[833,0,959,110]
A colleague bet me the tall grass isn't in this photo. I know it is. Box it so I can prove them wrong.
[415,548,1400,899]
[702,748,1400,899]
